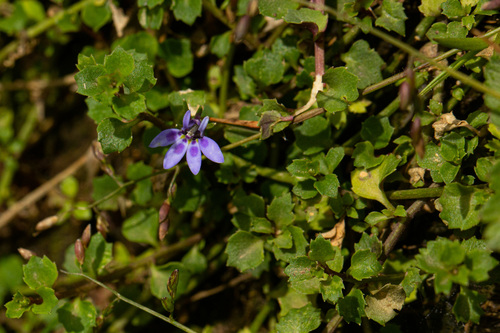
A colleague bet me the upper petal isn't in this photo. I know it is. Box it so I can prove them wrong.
[198,116,209,136]
[199,136,224,164]
[163,138,188,169]
[149,129,181,148]
[186,140,202,175]
[182,110,194,130]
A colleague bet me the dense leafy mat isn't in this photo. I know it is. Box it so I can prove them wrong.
[1,0,500,332]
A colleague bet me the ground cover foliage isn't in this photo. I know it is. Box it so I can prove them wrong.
[1,0,500,332]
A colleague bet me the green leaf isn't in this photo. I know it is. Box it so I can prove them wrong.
[182,246,208,274]
[351,154,400,210]
[354,233,383,257]
[171,0,202,25]
[442,0,467,18]
[337,288,366,325]
[348,249,383,280]
[111,93,146,120]
[292,180,318,200]
[325,147,345,172]
[438,183,488,230]
[419,0,446,16]
[360,116,394,149]
[352,141,384,169]
[91,175,124,211]
[81,1,111,31]
[244,50,285,86]
[23,256,58,289]
[475,157,495,182]
[439,132,466,163]
[365,211,390,226]
[294,116,332,155]
[0,255,23,304]
[159,39,194,78]
[225,231,264,272]
[122,208,158,246]
[127,162,153,205]
[267,192,295,228]
[453,287,486,324]
[5,291,31,319]
[273,226,308,263]
[57,298,97,333]
[283,8,328,32]
[426,22,468,42]
[210,31,231,58]
[86,98,116,124]
[233,189,265,217]
[317,67,359,113]
[97,118,133,154]
[285,256,321,294]
[276,304,321,333]
[365,284,406,325]
[104,46,135,79]
[83,233,113,277]
[464,249,498,282]
[342,40,384,89]
[314,174,340,198]
[75,65,107,97]
[113,31,159,61]
[434,37,488,51]
[401,267,423,296]
[287,159,320,180]
[122,51,157,93]
[32,287,58,314]
[309,235,336,262]
[138,6,164,29]
[60,176,79,199]
[320,275,344,303]
[233,65,256,99]
[258,0,299,19]
[375,0,407,36]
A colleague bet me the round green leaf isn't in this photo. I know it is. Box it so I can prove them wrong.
[225,230,264,272]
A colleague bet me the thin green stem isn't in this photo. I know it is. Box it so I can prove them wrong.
[0,0,92,64]
[230,153,296,184]
[60,271,197,333]
[219,44,235,117]
[387,186,443,200]
[221,132,261,151]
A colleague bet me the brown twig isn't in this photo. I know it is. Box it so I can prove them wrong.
[209,117,260,129]
[187,273,254,302]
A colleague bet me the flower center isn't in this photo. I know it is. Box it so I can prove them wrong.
[184,123,201,139]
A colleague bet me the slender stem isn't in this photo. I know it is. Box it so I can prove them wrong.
[209,117,260,129]
[230,153,296,184]
[221,132,261,151]
[387,186,443,200]
[60,271,197,333]
[219,44,235,117]
[139,112,168,130]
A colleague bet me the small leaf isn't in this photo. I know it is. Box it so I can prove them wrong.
[273,226,308,263]
[283,8,328,32]
[453,287,486,324]
[5,292,31,319]
[267,192,295,228]
[348,250,383,281]
[23,256,58,289]
[439,183,488,230]
[276,304,321,333]
[159,39,194,78]
[225,231,264,272]
[375,0,407,36]
[360,116,395,149]
[352,141,384,169]
[314,174,340,198]
[365,284,406,325]
[32,287,58,314]
[83,233,113,277]
[171,0,202,25]
[320,275,344,303]
[244,50,285,86]
[81,1,111,31]
[337,288,366,325]
[122,208,159,246]
[104,46,135,78]
[309,235,336,262]
[419,0,447,16]
[341,40,384,89]
[97,118,133,154]
[258,0,299,19]
[484,55,500,113]
[325,147,345,172]
[317,67,359,113]
[111,93,146,120]
[57,297,97,333]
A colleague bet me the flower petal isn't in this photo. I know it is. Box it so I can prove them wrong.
[186,140,202,175]
[182,110,193,130]
[163,138,188,169]
[198,116,209,136]
[149,129,182,148]
[199,136,224,163]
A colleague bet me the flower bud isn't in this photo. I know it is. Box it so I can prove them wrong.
[96,214,110,238]
[159,200,170,223]
[234,15,250,43]
[159,221,169,241]
[75,239,85,266]
[81,224,91,248]
[35,215,59,232]
[18,248,36,260]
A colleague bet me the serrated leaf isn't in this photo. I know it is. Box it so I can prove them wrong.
[464,249,498,282]
[320,275,344,303]
[122,208,158,246]
[267,192,294,228]
[317,67,359,113]
[75,65,107,97]
[439,183,488,230]
[287,159,320,180]
[442,0,467,18]
[401,267,423,296]
[354,233,383,257]
[104,46,135,78]
[314,174,339,198]
[292,180,317,200]
[57,297,97,333]
[337,288,366,325]
[83,233,112,277]
[283,8,328,32]
[341,40,384,89]
[32,287,58,314]
[365,284,406,325]
[294,116,332,155]
[276,304,321,333]
[4,292,31,319]
[226,231,264,272]
[352,141,384,169]
[419,0,447,16]
[484,55,500,113]
[258,0,299,19]
[351,154,400,210]
[426,22,468,42]
[375,0,407,36]
[97,118,133,154]
[171,0,201,25]
[111,93,146,120]
[348,249,383,280]
[309,235,336,262]
[273,226,308,263]
[453,287,486,324]
[360,116,394,149]
[159,39,193,78]
[23,256,58,289]
[244,50,285,86]
[122,51,156,93]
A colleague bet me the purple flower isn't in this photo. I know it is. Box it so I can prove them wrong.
[150,111,224,175]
